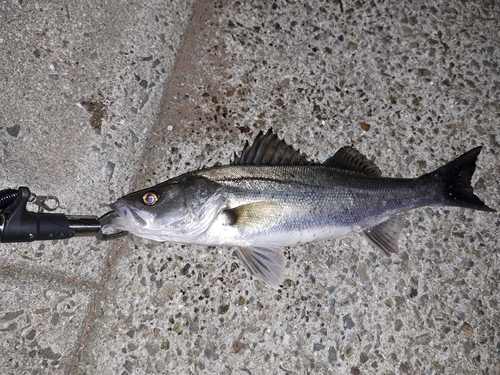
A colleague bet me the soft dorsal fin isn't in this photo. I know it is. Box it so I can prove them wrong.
[231,128,314,166]
[323,146,382,176]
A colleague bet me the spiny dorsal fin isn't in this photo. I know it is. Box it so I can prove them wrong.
[362,214,405,256]
[324,146,382,177]
[231,128,314,166]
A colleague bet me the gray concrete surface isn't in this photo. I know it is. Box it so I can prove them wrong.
[0,1,196,373]
[1,0,499,374]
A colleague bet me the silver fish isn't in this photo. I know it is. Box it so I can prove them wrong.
[108,129,495,288]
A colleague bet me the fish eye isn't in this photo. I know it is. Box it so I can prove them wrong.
[142,192,159,206]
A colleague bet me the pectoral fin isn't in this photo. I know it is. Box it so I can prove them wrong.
[235,245,285,289]
[362,214,405,256]
[226,201,283,229]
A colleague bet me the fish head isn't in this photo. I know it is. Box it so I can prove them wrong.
[107,176,225,242]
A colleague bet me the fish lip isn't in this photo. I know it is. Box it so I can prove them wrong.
[110,200,147,227]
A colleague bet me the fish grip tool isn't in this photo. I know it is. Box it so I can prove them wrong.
[0,187,127,243]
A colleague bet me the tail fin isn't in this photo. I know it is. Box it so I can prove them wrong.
[423,146,495,212]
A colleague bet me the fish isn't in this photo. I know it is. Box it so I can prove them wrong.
[107,129,495,288]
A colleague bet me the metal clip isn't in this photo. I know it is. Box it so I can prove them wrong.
[96,211,129,240]
[29,193,60,213]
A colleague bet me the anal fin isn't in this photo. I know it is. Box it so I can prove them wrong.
[235,245,285,289]
[362,214,405,256]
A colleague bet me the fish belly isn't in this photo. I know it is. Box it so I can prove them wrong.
[196,211,354,247]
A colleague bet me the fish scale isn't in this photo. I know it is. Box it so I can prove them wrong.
[191,164,440,245]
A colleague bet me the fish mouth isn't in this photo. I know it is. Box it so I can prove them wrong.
[109,200,148,228]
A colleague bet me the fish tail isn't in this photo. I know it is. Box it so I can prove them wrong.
[423,146,495,212]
